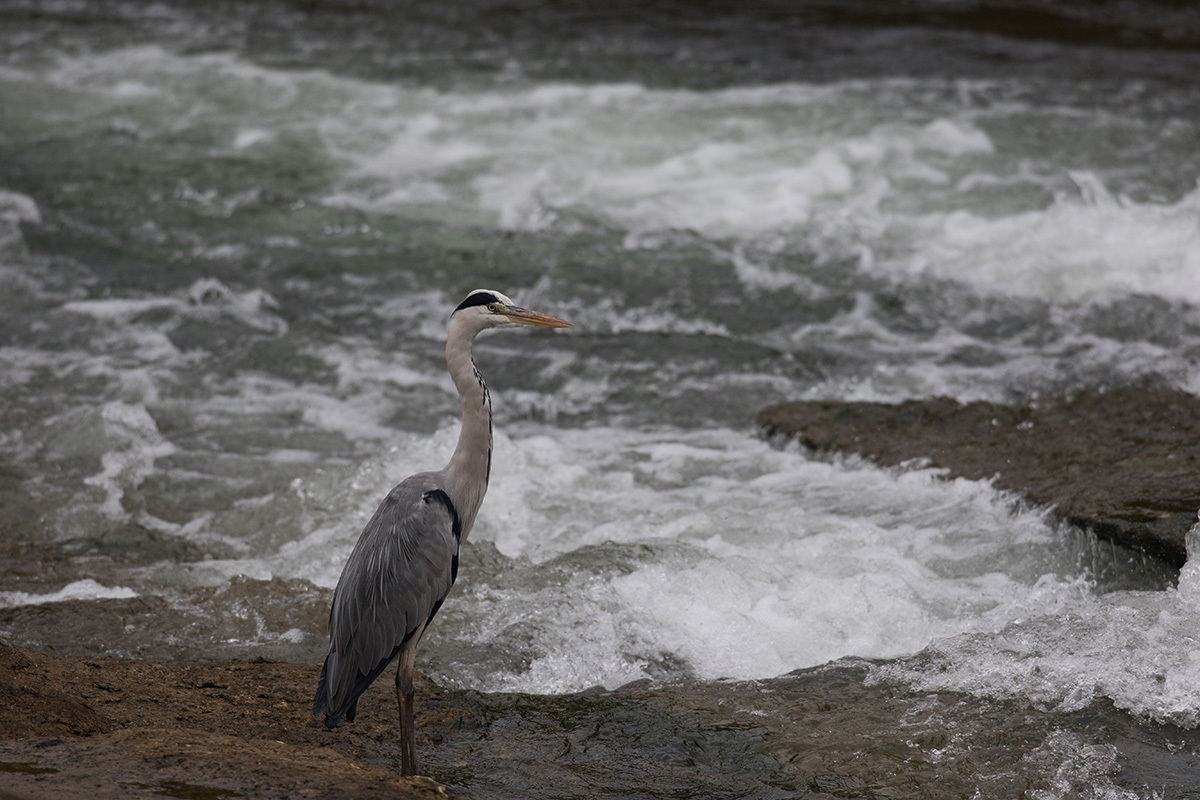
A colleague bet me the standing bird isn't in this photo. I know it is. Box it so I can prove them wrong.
[313,289,570,776]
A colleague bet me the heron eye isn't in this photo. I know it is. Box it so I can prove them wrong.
[487,303,500,312]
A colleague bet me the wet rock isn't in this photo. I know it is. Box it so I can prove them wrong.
[757,387,1200,568]
[0,637,109,738]
[0,638,465,800]
[1,638,1195,799]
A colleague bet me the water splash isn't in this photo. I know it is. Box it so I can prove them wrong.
[0,579,137,609]
[866,513,1200,729]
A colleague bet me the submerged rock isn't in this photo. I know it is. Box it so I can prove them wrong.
[757,387,1200,568]
[1,637,1195,799]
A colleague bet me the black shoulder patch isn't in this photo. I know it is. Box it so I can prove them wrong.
[422,489,463,542]
[453,290,501,313]
[421,489,464,618]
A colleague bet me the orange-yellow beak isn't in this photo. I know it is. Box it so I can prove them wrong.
[502,306,571,328]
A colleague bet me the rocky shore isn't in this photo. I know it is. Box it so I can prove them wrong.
[3,635,1197,799]
[758,387,1200,568]
[0,637,464,800]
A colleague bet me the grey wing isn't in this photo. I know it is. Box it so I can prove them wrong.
[313,476,461,726]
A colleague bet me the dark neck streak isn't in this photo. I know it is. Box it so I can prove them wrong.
[472,360,493,486]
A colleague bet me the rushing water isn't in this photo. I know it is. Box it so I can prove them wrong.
[2,1,1200,795]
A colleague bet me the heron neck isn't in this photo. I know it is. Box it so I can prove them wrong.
[443,320,492,537]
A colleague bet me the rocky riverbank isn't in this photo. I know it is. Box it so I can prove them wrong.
[758,387,1200,568]
[3,635,1197,799]
[0,637,463,800]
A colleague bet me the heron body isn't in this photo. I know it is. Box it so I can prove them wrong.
[313,289,569,776]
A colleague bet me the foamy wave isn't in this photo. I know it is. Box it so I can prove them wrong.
[0,189,40,253]
[0,579,137,609]
[36,402,176,521]
[867,521,1200,728]
[314,77,1200,304]
[188,424,1171,695]
[0,189,40,225]
[901,174,1200,303]
[61,278,287,336]
[17,46,1197,303]
[317,79,996,239]
[378,427,1138,692]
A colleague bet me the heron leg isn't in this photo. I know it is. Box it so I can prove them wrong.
[395,644,419,777]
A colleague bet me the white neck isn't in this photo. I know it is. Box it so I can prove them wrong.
[441,316,492,538]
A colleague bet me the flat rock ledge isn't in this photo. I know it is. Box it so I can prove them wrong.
[3,637,1199,799]
[758,387,1200,568]
[0,638,466,800]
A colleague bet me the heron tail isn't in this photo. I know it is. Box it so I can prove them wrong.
[313,643,404,729]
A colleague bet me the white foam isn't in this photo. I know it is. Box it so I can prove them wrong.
[303,426,1105,694]
[183,371,405,448]
[60,278,287,336]
[15,47,1198,302]
[86,402,177,518]
[0,188,41,253]
[0,579,138,609]
[199,424,1167,697]
[1022,731,1147,800]
[902,175,1200,303]
[33,401,177,524]
[305,340,448,394]
[0,189,41,225]
[866,522,1200,728]
[185,278,287,335]
[61,296,180,321]
[310,76,1200,303]
[233,128,274,149]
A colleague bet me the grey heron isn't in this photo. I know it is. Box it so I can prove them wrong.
[313,289,570,776]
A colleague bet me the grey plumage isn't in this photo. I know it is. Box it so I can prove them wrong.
[312,289,569,777]
[313,476,459,726]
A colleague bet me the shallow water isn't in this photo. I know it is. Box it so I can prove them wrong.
[2,1,1200,796]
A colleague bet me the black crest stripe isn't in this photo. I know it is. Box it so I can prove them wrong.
[453,291,501,313]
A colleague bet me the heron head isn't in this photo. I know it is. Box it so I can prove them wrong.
[451,289,571,330]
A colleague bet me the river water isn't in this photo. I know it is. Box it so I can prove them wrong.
[2,1,1200,796]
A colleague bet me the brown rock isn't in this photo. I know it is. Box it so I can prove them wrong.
[1,638,1196,798]
[0,639,466,800]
